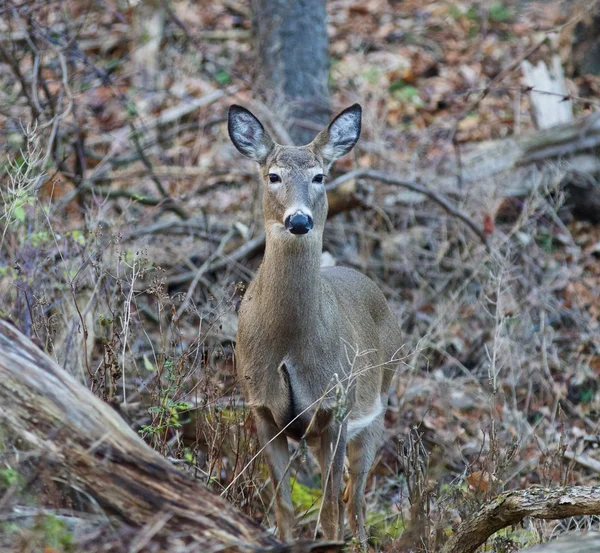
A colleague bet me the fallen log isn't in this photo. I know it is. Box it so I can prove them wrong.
[439,112,600,197]
[521,532,600,553]
[0,319,340,553]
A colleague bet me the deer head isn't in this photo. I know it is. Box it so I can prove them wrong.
[228,104,362,236]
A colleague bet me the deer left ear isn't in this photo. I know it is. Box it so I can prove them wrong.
[228,105,275,164]
[310,104,361,167]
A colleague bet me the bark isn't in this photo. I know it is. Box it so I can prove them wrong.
[0,319,341,553]
[440,486,600,553]
[521,533,600,553]
[251,0,330,145]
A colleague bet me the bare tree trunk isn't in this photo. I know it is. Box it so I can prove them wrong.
[251,0,330,145]
[0,319,341,553]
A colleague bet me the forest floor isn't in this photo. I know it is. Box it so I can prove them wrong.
[0,0,599,551]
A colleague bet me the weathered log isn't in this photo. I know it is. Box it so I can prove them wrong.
[438,113,600,197]
[440,486,600,553]
[521,533,600,553]
[0,319,341,553]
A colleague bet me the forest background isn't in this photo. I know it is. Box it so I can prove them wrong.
[1,0,600,552]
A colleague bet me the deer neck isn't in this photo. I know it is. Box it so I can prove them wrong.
[255,227,323,334]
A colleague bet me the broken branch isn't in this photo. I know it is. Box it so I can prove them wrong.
[440,486,600,553]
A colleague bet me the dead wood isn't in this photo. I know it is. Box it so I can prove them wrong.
[442,113,600,196]
[520,532,600,553]
[0,319,341,553]
[440,486,600,553]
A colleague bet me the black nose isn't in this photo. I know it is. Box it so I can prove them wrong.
[284,212,314,235]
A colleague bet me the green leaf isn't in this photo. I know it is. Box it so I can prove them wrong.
[13,205,25,223]
[70,229,86,246]
[214,68,231,85]
[290,477,321,513]
[0,468,24,489]
[144,354,156,372]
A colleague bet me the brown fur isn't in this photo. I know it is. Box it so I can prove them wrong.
[229,104,403,545]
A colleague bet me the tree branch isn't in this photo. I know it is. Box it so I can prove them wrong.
[326,169,490,248]
[440,486,600,553]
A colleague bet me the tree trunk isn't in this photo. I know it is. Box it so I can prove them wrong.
[251,0,330,145]
[0,319,341,553]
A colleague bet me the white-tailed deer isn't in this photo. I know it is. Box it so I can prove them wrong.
[228,104,402,545]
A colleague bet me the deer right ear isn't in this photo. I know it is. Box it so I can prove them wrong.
[310,104,362,168]
[228,105,275,164]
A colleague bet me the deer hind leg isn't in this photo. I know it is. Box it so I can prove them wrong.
[346,413,384,548]
[317,421,347,540]
[254,409,294,541]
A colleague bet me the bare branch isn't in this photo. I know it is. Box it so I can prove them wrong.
[326,169,490,248]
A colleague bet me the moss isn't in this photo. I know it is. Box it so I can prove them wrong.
[368,510,404,545]
[290,477,321,515]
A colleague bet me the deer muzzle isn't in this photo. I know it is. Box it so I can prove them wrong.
[284,210,314,235]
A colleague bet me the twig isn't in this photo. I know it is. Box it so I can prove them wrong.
[176,229,235,318]
[78,185,188,219]
[563,450,600,474]
[456,86,600,109]
[326,169,489,248]
[204,231,266,273]
[0,41,39,120]
[87,87,236,147]
[120,218,215,241]
[128,120,170,200]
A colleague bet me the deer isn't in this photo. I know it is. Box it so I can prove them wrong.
[228,103,403,546]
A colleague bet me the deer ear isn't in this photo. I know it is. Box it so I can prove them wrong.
[310,104,361,167]
[228,105,275,163]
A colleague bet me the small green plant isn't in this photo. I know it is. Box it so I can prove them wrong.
[33,515,74,551]
[389,81,424,107]
[489,2,512,23]
[214,68,231,85]
[368,511,404,545]
[1,122,44,248]
[140,397,191,438]
[0,468,25,489]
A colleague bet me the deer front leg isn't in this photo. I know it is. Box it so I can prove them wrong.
[317,420,347,540]
[254,408,294,541]
[346,414,384,548]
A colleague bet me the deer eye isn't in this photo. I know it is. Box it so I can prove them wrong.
[268,173,281,183]
[313,174,325,184]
